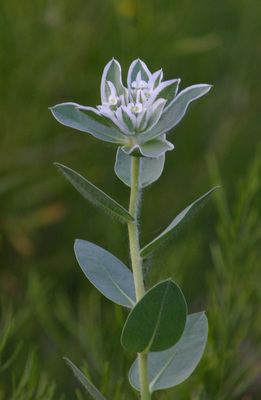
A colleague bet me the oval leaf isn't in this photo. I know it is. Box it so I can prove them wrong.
[55,163,134,223]
[74,240,136,308]
[129,312,208,392]
[50,102,126,144]
[140,186,219,258]
[121,279,187,353]
[114,148,165,188]
[64,358,109,400]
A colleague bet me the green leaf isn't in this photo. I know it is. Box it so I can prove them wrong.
[50,102,126,144]
[114,148,165,188]
[153,79,180,108]
[129,312,208,392]
[145,98,166,132]
[143,84,212,140]
[140,186,219,258]
[64,358,109,400]
[101,59,127,103]
[138,139,174,157]
[122,138,174,158]
[55,163,134,223]
[127,59,151,87]
[74,240,136,308]
[121,279,187,353]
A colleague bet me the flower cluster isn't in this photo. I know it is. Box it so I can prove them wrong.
[96,60,179,138]
[51,59,211,158]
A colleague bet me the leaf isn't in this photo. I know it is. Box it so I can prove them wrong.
[143,84,212,140]
[76,106,113,127]
[148,79,180,109]
[74,240,136,308]
[144,98,166,132]
[55,163,134,223]
[140,186,219,258]
[138,139,174,157]
[114,148,165,188]
[50,102,126,144]
[121,279,187,353]
[101,59,127,103]
[64,358,109,400]
[122,138,174,158]
[127,59,151,88]
[129,312,208,392]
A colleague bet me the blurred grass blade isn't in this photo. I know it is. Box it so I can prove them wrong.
[129,312,208,392]
[0,341,22,374]
[64,358,109,400]
[121,279,187,353]
[55,163,134,222]
[140,186,219,258]
[74,239,136,308]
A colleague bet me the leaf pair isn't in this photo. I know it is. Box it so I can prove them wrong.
[129,312,208,393]
[65,312,208,399]
[74,240,187,355]
[56,162,219,258]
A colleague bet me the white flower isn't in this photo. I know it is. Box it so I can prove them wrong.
[127,102,143,114]
[131,71,148,90]
[92,59,180,143]
[51,58,212,158]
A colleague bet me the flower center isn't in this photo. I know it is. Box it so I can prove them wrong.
[108,94,119,106]
[128,102,143,114]
[132,80,148,90]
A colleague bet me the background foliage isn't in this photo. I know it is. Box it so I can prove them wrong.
[0,0,260,399]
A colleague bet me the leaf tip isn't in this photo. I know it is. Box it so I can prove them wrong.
[53,162,63,172]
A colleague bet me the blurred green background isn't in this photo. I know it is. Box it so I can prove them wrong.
[0,0,260,399]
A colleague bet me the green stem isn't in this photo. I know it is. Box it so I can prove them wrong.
[128,156,144,301]
[128,156,151,400]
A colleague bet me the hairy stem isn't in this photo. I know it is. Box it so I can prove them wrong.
[128,156,145,301]
[128,156,150,400]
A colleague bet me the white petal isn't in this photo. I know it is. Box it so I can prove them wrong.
[97,105,114,117]
[106,81,119,105]
[132,71,148,89]
[107,81,117,97]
